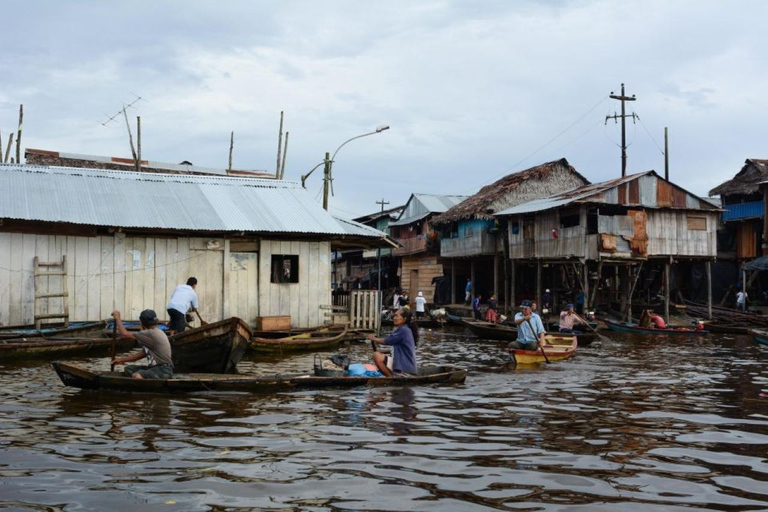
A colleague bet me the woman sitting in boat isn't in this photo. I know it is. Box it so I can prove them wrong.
[640,309,667,329]
[366,308,419,377]
[111,309,173,379]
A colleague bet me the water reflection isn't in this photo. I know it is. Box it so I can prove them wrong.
[0,327,766,510]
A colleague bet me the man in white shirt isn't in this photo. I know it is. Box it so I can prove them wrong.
[167,277,200,334]
[736,290,749,312]
[415,291,427,318]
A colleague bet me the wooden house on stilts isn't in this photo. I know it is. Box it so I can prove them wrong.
[431,159,589,311]
[495,171,721,321]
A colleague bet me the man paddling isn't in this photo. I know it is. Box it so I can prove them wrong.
[558,303,585,334]
[510,300,546,350]
[111,309,173,379]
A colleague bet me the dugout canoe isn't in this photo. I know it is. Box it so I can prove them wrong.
[748,329,768,346]
[251,324,351,354]
[0,320,108,340]
[169,317,251,373]
[508,334,577,365]
[51,361,468,393]
[0,336,134,360]
[603,319,708,335]
[462,319,517,340]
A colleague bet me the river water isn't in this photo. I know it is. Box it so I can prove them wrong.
[1,327,767,511]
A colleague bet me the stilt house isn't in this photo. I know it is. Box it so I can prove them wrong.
[430,158,589,308]
[389,193,467,305]
[495,171,721,320]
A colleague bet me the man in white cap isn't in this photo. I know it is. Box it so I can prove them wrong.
[510,300,546,350]
[415,291,427,318]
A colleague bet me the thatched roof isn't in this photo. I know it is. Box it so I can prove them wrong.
[431,158,590,225]
[709,159,768,197]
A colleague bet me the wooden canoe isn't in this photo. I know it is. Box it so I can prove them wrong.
[603,319,708,335]
[169,317,251,373]
[462,319,517,340]
[51,361,468,393]
[702,322,751,335]
[0,320,108,340]
[748,329,768,345]
[509,334,577,364]
[0,336,134,360]
[251,324,351,354]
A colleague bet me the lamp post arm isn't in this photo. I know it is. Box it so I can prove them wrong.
[300,161,325,188]
[330,130,380,163]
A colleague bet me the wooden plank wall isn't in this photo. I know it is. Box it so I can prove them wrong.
[0,233,227,326]
[258,240,331,328]
[400,255,444,302]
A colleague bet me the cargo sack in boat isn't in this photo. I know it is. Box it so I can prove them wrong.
[347,363,367,376]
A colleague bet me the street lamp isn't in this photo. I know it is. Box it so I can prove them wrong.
[300,125,390,210]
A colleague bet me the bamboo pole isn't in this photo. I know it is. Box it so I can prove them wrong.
[276,111,284,176]
[16,104,22,164]
[136,116,141,172]
[4,133,13,163]
[0,129,3,163]
[280,131,289,178]
[228,131,234,172]
[122,108,138,168]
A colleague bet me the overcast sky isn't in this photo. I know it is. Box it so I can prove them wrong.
[1,1,765,219]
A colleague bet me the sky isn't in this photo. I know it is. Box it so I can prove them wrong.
[1,1,766,220]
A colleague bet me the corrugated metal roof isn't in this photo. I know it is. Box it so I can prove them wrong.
[0,164,381,237]
[495,171,720,216]
[390,193,468,226]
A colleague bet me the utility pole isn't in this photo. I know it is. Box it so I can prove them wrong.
[375,198,390,292]
[664,127,669,181]
[322,152,331,210]
[605,83,637,177]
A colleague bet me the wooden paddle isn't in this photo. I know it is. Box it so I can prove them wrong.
[194,309,209,326]
[110,317,117,372]
[574,312,610,342]
[524,317,550,364]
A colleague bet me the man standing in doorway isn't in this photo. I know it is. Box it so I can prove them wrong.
[167,277,200,335]
[465,279,472,305]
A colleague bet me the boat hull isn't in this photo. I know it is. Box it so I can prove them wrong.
[462,319,516,340]
[0,321,108,340]
[169,317,251,373]
[748,329,768,345]
[251,325,350,354]
[52,361,468,393]
[603,319,708,335]
[509,334,577,364]
[0,337,134,360]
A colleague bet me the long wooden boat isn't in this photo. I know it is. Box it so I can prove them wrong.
[0,336,134,360]
[463,319,516,340]
[603,319,708,335]
[51,361,468,393]
[169,317,251,373]
[748,329,768,346]
[508,334,577,364]
[251,324,351,354]
[703,322,750,335]
[0,320,108,340]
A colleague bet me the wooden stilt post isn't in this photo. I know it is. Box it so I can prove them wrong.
[536,260,542,309]
[471,260,475,303]
[451,259,456,305]
[510,261,516,315]
[706,260,712,319]
[494,253,499,298]
[665,260,671,322]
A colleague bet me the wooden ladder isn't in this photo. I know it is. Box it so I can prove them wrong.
[33,255,69,329]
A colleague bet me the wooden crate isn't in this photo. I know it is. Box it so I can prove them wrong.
[256,316,291,331]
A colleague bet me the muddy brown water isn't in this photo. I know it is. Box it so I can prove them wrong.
[1,328,767,511]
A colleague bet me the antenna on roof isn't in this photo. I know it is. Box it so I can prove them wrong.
[101,93,144,127]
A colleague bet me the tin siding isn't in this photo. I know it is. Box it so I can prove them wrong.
[645,211,717,257]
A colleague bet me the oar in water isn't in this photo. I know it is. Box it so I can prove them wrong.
[574,313,610,343]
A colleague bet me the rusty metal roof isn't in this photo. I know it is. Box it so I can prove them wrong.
[0,163,387,238]
[496,171,720,216]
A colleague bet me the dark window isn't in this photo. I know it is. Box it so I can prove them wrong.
[560,208,580,228]
[271,254,299,283]
[511,221,520,235]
